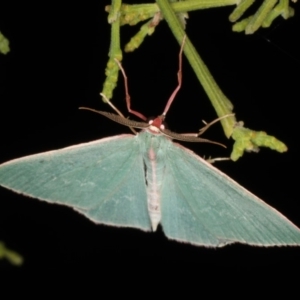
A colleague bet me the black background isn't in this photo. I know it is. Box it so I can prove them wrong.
[0,1,299,274]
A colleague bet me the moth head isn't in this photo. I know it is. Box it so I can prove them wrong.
[148,115,167,134]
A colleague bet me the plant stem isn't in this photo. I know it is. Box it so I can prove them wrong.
[156,0,236,138]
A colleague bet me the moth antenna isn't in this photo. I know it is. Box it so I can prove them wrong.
[198,113,235,136]
[81,97,138,135]
[108,97,138,134]
[100,93,125,118]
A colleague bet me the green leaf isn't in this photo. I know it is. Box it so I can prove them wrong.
[231,123,288,161]
[0,32,10,54]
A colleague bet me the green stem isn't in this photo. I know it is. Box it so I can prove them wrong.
[108,0,122,23]
[108,0,238,26]
[245,0,278,34]
[229,0,255,22]
[101,0,123,101]
[109,1,122,60]
[156,0,236,138]
[171,0,237,11]
[127,0,237,14]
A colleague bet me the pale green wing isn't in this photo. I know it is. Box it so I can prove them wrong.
[160,140,300,247]
[0,135,151,231]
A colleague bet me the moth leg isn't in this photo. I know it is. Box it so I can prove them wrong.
[99,93,137,135]
[162,35,186,117]
[204,157,231,164]
[114,59,147,121]
[198,114,235,136]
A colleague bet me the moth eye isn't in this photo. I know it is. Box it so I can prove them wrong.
[148,120,154,125]
[160,124,165,130]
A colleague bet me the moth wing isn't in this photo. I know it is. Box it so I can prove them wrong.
[0,135,151,231]
[161,141,300,247]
